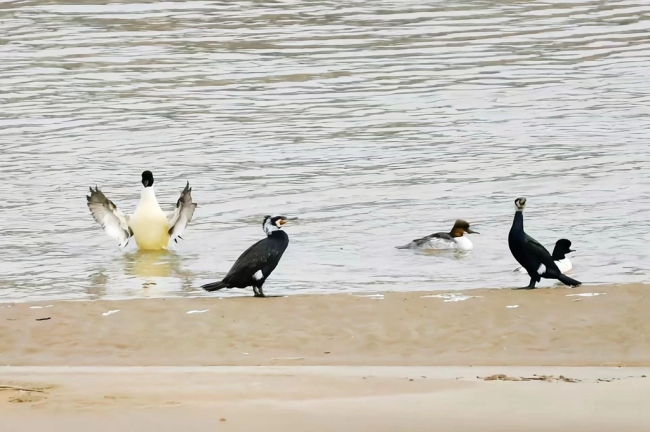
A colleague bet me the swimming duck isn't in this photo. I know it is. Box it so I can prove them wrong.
[202,215,290,298]
[87,170,197,250]
[397,219,479,251]
[508,197,581,289]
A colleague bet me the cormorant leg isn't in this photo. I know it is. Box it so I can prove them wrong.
[253,286,266,297]
[514,277,537,290]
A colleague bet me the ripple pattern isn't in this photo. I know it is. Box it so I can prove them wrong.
[1,0,649,301]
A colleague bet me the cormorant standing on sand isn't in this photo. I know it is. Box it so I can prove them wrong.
[508,197,581,289]
[202,215,290,297]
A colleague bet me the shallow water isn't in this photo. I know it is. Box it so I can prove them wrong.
[1,0,649,301]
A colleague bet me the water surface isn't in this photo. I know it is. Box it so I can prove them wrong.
[1,0,650,301]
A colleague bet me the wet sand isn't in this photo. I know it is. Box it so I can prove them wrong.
[1,284,649,431]
[1,284,649,366]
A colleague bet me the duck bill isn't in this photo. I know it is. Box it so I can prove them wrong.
[466,228,479,234]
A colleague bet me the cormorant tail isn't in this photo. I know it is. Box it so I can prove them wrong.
[201,281,229,292]
[556,273,581,287]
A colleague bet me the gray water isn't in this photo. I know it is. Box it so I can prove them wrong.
[1,0,650,302]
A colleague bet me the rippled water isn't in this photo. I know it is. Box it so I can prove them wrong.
[1,0,650,302]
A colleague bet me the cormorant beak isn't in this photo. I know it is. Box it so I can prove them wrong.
[466,228,479,234]
[569,249,575,253]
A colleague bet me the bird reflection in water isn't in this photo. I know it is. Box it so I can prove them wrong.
[121,250,196,293]
[87,249,196,299]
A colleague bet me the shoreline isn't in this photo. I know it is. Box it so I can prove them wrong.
[1,283,648,367]
[0,280,638,305]
[1,281,644,303]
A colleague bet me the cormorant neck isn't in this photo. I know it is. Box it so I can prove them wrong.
[268,229,288,240]
[266,228,284,237]
[512,210,524,231]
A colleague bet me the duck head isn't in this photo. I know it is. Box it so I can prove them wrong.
[450,219,479,237]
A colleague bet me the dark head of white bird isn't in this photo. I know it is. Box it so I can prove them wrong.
[451,219,479,237]
[141,170,154,188]
[552,238,575,260]
[514,197,527,211]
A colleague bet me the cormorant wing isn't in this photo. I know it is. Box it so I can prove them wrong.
[223,238,283,282]
[524,234,559,271]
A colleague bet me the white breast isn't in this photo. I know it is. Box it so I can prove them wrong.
[453,236,473,251]
[134,187,163,213]
[128,187,170,250]
[555,258,572,274]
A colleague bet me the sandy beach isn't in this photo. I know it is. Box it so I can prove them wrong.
[2,284,649,431]
[3,366,650,432]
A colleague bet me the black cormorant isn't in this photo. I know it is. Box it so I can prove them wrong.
[202,215,290,297]
[508,197,581,289]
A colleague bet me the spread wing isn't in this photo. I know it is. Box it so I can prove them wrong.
[167,181,198,244]
[86,187,132,248]
[412,232,452,247]
[224,238,285,283]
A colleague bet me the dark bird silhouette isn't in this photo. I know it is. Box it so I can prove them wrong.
[202,215,290,297]
[508,197,581,289]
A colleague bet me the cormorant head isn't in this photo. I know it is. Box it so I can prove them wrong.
[552,238,575,260]
[263,215,288,235]
[450,219,479,237]
[141,170,154,188]
[514,197,527,211]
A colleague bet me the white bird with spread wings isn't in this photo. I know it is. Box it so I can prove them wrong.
[86,170,197,250]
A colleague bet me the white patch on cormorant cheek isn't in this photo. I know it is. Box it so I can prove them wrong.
[263,220,280,236]
[253,270,263,281]
[537,264,546,275]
